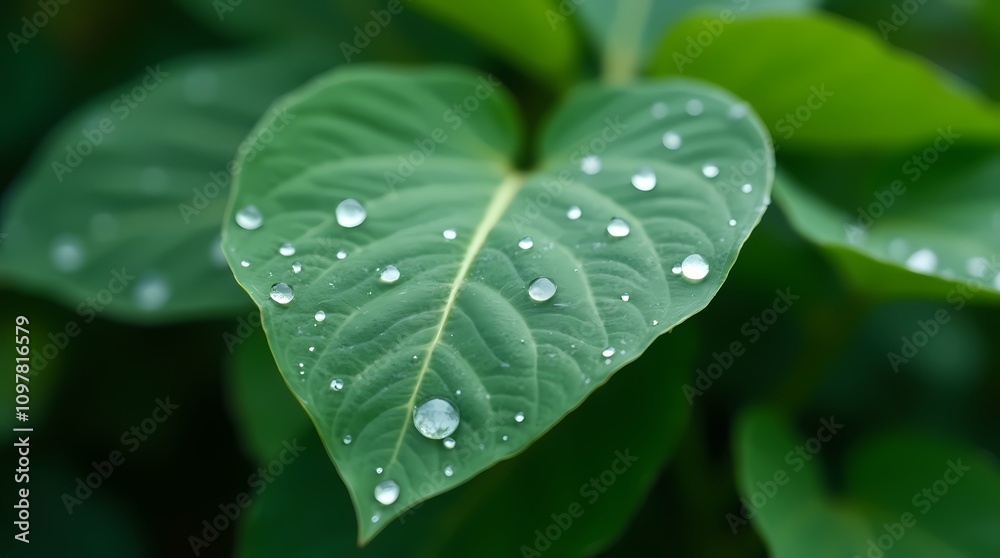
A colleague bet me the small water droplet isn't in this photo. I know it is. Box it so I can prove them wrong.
[51,235,85,272]
[602,347,615,358]
[663,131,682,150]
[681,254,709,282]
[279,242,296,256]
[342,434,352,445]
[604,358,612,365]
[652,320,659,326]
[607,218,630,238]
[567,206,582,220]
[235,205,263,230]
[514,412,525,423]
[443,437,456,449]
[631,167,657,191]
[135,274,170,310]
[621,294,630,302]
[240,260,250,268]
[581,155,601,175]
[376,467,383,474]
[967,257,990,278]
[671,264,682,274]
[330,378,344,391]
[308,346,315,352]
[315,310,326,322]
[702,164,720,178]
[528,277,558,301]
[906,248,937,273]
[371,513,380,523]
[443,228,457,240]
[380,265,401,283]
[336,199,367,228]
[292,261,302,273]
[337,250,348,260]
[374,480,399,505]
[444,465,454,477]
[412,398,460,440]
[728,219,737,227]
[502,435,509,441]
[741,183,753,194]
[270,282,294,304]
[686,99,704,115]
[455,389,462,396]
[518,237,534,250]
[651,102,668,119]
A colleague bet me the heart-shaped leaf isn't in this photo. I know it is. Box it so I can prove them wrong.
[0,47,330,322]
[223,65,773,541]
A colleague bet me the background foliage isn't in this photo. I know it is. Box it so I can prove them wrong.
[1,1,998,557]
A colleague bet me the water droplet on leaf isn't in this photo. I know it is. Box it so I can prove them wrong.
[270,282,294,304]
[374,480,399,505]
[607,218,630,238]
[681,254,709,282]
[412,398,460,440]
[279,242,295,256]
[631,167,656,191]
[380,265,400,283]
[235,205,263,230]
[336,199,367,228]
[528,277,557,301]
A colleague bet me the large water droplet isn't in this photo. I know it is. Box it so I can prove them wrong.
[374,480,399,505]
[330,378,344,391]
[681,254,709,282]
[631,167,656,191]
[702,164,720,178]
[444,465,454,477]
[518,237,534,250]
[528,277,557,301]
[443,229,457,240]
[336,199,367,228]
[663,131,682,150]
[607,218,630,238]
[380,265,400,283]
[270,282,294,304]
[412,398,460,440]
[235,205,263,230]
[686,99,704,115]
[315,310,326,322]
[135,274,170,310]
[279,242,296,256]
[514,412,525,423]
[906,248,937,273]
[567,206,582,220]
[581,155,601,175]
[443,437,456,449]
[51,235,84,272]
[602,347,615,358]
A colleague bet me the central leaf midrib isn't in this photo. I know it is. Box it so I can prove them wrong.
[387,172,525,469]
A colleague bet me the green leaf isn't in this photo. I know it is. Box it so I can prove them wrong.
[226,324,313,463]
[578,0,817,83]
[735,408,1000,557]
[223,65,773,542]
[237,329,697,557]
[408,0,578,86]
[0,47,330,322]
[774,153,1000,301]
[648,14,1000,150]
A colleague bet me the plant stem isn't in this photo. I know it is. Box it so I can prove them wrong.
[602,0,652,84]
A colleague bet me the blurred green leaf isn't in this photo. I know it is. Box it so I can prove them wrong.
[409,0,578,86]
[735,408,1000,557]
[223,65,772,542]
[648,14,1000,150]
[238,329,695,556]
[577,0,817,82]
[226,322,312,463]
[0,46,331,323]
[774,153,1000,301]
